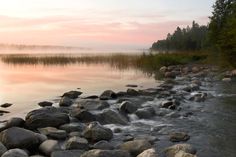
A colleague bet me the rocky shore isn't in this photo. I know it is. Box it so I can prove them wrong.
[0,64,235,157]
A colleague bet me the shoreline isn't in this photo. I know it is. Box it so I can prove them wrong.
[0,64,235,157]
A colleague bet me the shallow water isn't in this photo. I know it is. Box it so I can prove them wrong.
[0,54,158,119]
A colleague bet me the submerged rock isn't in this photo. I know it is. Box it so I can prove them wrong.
[38,101,53,107]
[97,109,128,125]
[25,107,70,129]
[0,103,12,108]
[80,149,130,157]
[0,127,39,149]
[119,140,152,156]
[100,90,117,100]
[169,132,190,142]
[62,91,82,99]
[82,122,113,142]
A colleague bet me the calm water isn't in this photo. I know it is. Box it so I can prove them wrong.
[0,54,157,119]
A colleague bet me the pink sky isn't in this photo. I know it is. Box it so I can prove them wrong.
[0,0,215,51]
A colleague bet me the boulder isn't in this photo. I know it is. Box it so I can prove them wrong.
[39,140,61,156]
[119,140,152,156]
[38,101,53,107]
[78,100,110,110]
[59,97,73,107]
[1,149,28,157]
[97,109,128,125]
[70,109,96,123]
[65,137,89,150]
[160,66,167,73]
[164,144,196,157]
[0,142,7,156]
[127,88,139,96]
[135,107,155,119]
[169,132,190,142]
[165,72,176,79]
[62,91,82,99]
[80,149,130,157]
[137,148,158,157]
[100,90,117,100]
[38,127,67,140]
[92,140,114,150]
[175,150,197,157]
[6,117,25,128]
[82,122,113,142]
[59,123,85,133]
[0,127,39,149]
[0,103,12,108]
[51,150,84,157]
[160,101,176,110]
[25,107,70,129]
[119,101,138,114]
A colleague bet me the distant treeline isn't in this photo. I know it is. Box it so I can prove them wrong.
[151,0,236,67]
[0,44,90,51]
[151,21,208,51]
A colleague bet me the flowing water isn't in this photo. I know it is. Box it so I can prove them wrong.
[0,53,235,157]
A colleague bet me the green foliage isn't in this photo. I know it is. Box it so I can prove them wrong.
[151,21,208,51]
[208,0,236,67]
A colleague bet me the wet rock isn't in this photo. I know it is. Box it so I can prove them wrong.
[82,122,113,142]
[0,110,10,114]
[119,139,152,156]
[113,128,122,133]
[137,148,158,157]
[222,78,231,82]
[135,135,158,145]
[116,91,127,97]
[59,96,73,107]
[25,107,69,129]
[80,149,130,157]
[30,155,45,157]
[160,101,176,110]
[5,117,25,128]
[38,127,67,140]
[165,72,176,79]
[127,88,139,96]
[0,142,7,156]
[65,136,89,150]
[160,66,167,73]
[38,101,53,107]
[169,132,190,142]
[51,150,84,157]
[59,123,85,133]
[35,133,48,144]
[83,95,99,99]
[78,100,110,110]
[70,109,96,123]
[191,80,201,86]
[0,103,12,108]
[62,91,82,99]
[175,150,197,157]
[0,127,39,149]
[119,101,138,114]
[92,140,114,150]
[100,90,117,100]
[1,149,28,157]
[182,67,191,74]
[192,67,200,73]
[126,84,138,88]
[97,109,128,125]
[122,135,134,142]
[164,144,196,157]
[135,107,155,119]
[39,140,61,156]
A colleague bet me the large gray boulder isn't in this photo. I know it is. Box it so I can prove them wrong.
[0,127,39,149]
[135,107,155,119]
[119,140,152,156]
[25,107,70,129]
[51,150,84,157]
[0,142,7,156]
[1,149,28,157]
[82,122,113,142]
[80,149,130,157]
[119,101,137,114]
[97,109,128,125]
